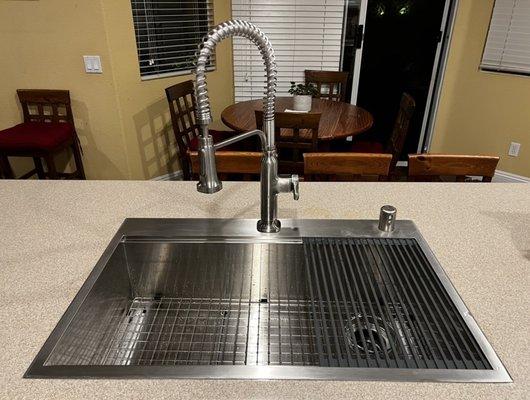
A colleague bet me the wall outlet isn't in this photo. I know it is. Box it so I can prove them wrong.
[508,142,521,157]
[83,55,102,74]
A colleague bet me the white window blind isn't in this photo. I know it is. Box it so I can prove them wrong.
[232,0,346,101]
[481,0,530,75]
[131,0,215,80]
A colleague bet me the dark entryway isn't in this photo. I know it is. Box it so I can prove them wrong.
[342,0,450,156]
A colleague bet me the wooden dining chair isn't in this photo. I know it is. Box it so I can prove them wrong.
[0,89,85,179]
[304,70,349,102]
[165,80,242,180]
[255,110,321,175]
[304,153,392,181]
[408,154,500,182]
[349,93,416,175]
[189,151,262,181]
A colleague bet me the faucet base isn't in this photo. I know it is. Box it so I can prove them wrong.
[197,181,222,194]
[257,219,281,233]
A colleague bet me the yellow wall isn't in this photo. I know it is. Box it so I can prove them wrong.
[0,0,234,179]
[0,0,128,179]
[432,0,530,177]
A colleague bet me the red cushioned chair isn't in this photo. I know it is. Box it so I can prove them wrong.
[348,93,415,175]
[0,89,85,179]
[165,80,246,181]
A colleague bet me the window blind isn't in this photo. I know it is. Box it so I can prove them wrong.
[131,0,215,79]
[481,0,530,75]
[232,0,346,101]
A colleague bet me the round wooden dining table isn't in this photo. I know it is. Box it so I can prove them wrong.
[221,97,374,149]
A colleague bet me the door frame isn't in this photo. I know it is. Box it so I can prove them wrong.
[417,0,459,153]
[345,0,369,105]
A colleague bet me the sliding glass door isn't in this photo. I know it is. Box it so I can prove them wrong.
[342,0,454,154]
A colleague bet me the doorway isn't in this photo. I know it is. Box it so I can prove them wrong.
[341,0,455,155]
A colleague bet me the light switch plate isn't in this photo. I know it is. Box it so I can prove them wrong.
[508,142,521,157]
[83,55,102,74]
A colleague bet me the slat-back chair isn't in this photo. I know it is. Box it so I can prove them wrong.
[0,89,85,179]
[349,93,415,176]
[385,93,416,172]
[18,89,75,124]
[304,70,349,102]
[189,151,262,181]
[166,81,201,181]
[166,80,240,180]
[304,153,392,181]
[255,110,321,175]
[408,154,500,182]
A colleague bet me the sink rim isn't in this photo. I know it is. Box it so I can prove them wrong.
[25,218,512,383]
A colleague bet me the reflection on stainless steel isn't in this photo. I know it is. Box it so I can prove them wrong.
[194,20,298,233]
[26,219,511,382]
[378,205,397,232]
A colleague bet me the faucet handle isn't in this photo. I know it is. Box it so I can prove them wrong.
[291,174,300,200]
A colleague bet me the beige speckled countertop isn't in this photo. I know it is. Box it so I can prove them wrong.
[0,181,528,399]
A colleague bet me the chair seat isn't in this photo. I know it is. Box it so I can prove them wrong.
[349,140,385,153]
[189,130,251,151]
[0,122,75,152]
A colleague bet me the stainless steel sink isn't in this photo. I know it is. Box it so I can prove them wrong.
[25,219,511,382]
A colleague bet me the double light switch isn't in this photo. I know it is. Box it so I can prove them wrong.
[83,55,102,74]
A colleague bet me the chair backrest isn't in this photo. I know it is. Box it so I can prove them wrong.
[408,154,500,182]
[255,110,321,174]
[304,70,349,102]
[189,151,262,181]
[385,93,416,172]
[17,89,74,125]
[304,153,392,181]
[165,80,199,180]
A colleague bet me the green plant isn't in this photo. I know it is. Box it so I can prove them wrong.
[288,81,319,96]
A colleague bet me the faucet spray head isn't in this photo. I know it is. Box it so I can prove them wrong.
[196,126,222,194]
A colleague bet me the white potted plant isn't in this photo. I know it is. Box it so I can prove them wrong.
[288,81,318,112]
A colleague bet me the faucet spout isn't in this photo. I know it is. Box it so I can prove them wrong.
[194,20,299,233]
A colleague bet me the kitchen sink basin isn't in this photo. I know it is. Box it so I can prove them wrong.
[25,218,511,382]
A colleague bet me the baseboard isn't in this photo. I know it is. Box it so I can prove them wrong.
[151,170,183,181]
[492,170,529,183]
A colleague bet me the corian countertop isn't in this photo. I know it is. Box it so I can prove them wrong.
[0,180,528,400]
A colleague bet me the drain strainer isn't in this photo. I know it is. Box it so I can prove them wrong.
[344,314,396,355]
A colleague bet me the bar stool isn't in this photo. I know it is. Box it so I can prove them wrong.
[0,89,85,179]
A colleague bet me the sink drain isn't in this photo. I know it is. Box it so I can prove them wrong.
[344,314,396,355]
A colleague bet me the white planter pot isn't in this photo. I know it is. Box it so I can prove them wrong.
[293,95,312,112]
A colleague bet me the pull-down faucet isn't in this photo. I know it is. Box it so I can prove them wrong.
[194,20,299,233]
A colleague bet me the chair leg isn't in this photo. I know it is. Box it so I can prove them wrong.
[0,155,14,179]
[181,156,191,181]
[44,155,58,179]
[71,141,86,179]
[33,157,46,179]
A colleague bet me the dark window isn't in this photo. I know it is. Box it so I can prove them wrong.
[131,0,215,79]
